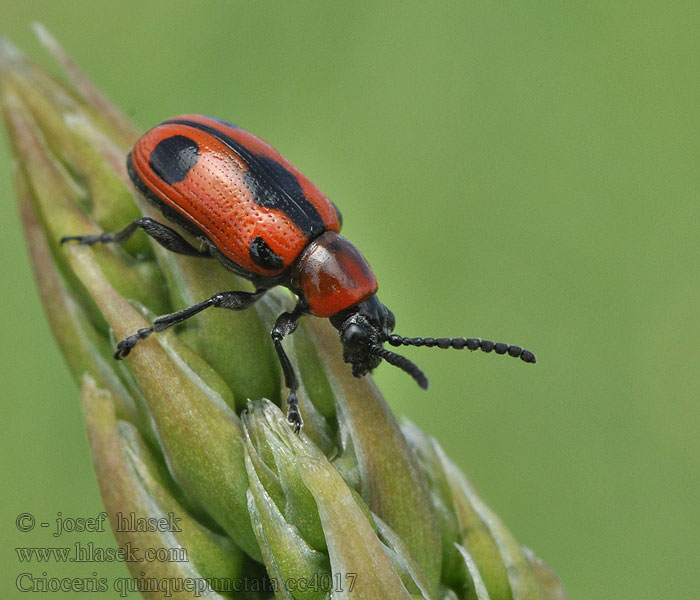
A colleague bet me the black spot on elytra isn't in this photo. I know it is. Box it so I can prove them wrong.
[149,135,199,184]
[249,236,284,271]
[244,155,322,235]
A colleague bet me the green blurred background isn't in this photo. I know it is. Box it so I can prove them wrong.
[1,2,698,598]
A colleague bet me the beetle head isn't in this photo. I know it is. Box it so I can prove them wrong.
[330,296,429,388]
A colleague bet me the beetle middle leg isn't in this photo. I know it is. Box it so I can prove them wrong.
[271,303,306,432]
[114,289,267,358]
[61,217,211,258]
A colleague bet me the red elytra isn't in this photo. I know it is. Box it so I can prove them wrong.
[129,114,342,278]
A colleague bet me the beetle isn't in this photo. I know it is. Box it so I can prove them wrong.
[61,114,536,432]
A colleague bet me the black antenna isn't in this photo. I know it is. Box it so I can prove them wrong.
[385,335,536,364]
[372,346,429,389]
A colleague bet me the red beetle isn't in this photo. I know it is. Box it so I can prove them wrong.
[62,115,536,431]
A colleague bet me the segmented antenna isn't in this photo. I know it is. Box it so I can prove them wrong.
[372,346,429,389]
[386,335,536,364]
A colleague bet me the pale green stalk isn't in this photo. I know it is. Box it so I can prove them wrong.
[0,27,567,600]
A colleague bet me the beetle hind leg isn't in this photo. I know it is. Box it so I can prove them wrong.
[61,217,212,258]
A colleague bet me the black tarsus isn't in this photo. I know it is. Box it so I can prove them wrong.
[386,335,537,364]
[271,303,306,432]
[60,217,212,258]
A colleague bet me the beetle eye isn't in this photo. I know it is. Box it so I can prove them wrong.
[384,307,396,333]
[342,324,364,349]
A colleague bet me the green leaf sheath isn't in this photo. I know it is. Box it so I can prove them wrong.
[1,31,566,600]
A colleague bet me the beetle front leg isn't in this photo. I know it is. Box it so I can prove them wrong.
[271,304,306,432]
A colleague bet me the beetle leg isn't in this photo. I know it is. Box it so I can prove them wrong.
[114,289,267,358]
[271,304,306,432]
[60,217,211,258]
